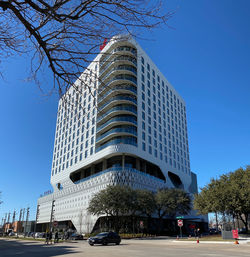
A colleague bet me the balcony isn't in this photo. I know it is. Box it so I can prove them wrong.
[97,105,137,123]
[100,45,137,68]
[96,127,137,143]
[96,115,137,133]
[98,84,136,102]
[98,95,137,113]
[100,65,137,83]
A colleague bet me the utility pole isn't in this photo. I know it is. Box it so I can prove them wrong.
[17,209,23,237]
[7,212,11,223]
[11,210,16,233]
[24,207,30,237]
[34,205,40,235]
[3,213,7,232]
[12,210,16,224]
[22,208,25,233]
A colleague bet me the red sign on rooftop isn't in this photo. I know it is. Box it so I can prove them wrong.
[100,38,108,51]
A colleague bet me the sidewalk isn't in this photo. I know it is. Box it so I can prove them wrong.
[172,239,250,244]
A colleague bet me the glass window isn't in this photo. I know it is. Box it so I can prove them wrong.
[141,56,144,64]
[142,111,145,120]
[142,121,145,130]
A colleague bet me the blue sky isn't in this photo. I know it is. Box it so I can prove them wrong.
[1,0,250,220]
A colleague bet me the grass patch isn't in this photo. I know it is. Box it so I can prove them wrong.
[178,235,234,241]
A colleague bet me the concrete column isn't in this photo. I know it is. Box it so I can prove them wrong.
[122,154,125,169]
[136,158,140,171]
[102,159,107,170]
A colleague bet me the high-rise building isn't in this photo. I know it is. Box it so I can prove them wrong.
[37,36,199,232]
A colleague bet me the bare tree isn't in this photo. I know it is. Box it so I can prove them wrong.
[0,0,172,96]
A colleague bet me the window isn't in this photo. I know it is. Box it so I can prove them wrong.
[148,126,151,134]
[141,56,144,64]
[142,121,145,130]
[142,142,146,151]
[142,112,145,120]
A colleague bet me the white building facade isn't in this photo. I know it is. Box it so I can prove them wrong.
[37,36,198,233]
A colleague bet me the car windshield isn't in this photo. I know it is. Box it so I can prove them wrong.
[97,232,108,236]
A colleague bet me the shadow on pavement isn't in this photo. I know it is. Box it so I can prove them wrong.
[0,239,80,257]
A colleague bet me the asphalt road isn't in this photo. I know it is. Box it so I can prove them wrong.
[0,238,249,257]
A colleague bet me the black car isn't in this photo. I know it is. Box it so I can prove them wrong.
[69,233,84,240]
[88,232,121,246]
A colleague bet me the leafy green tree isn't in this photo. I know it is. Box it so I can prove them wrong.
[155,188,191,233]
[136,189,156,233]
[194,166,250,232]
[136,189,156,217]
[88,186,192,234]
[227,167,250,232]
[87,185,134,232]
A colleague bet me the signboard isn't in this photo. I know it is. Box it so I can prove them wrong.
[232,229,238,239]
[53,221,58,227]
[176,216,184,219]
[178,220,183,227]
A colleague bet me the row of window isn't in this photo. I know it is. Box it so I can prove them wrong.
[140,57,190,174]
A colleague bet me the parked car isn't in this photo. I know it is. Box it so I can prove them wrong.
[209,228,219,235]
[35,232,45,238]
[69,233,84,240]
[88,232,121,246]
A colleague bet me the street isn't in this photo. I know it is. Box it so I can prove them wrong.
[0,238,249,257]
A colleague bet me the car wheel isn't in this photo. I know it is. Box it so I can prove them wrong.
[116,242,120,245]
[89,243,94,246]
[102,240,107,246]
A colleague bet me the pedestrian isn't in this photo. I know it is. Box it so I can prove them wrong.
[54,230,59,243]
[45,230,49,245]
[197,228,201,238]
[49,231,53,244]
